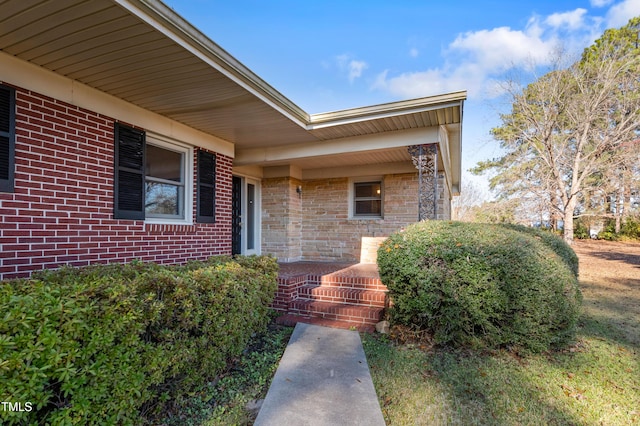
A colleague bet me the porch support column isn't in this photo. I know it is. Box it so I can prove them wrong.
[407,143,438,221]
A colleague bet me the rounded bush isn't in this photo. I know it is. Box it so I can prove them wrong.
[377,221,582,353]
[501,223,579,278]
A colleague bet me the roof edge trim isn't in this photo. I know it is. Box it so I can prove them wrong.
[114,0,310,126]
[307,91,467,129]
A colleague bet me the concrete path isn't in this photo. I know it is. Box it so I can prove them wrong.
[254,323,386,425]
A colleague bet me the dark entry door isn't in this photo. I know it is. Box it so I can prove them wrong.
[232,176,242,255]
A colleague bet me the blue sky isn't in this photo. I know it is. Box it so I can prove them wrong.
[164,0,640,195]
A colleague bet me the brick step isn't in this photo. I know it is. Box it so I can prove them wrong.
[307,274,387,291]
[298,284,387,308]
[288,300,384,326]
[275,313,376,333]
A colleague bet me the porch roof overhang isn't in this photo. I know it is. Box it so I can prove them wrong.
[0,0,465,195]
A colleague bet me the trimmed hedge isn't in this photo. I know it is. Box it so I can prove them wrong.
[0,256,278,425]
[378,221,582,353]
[501,223,579,278]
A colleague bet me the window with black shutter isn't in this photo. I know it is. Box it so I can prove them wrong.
[114,123,145,220]
[0,85,15,193]
[145,143,186,219]
[197,150,216,223]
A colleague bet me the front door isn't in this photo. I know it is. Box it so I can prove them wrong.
[231,176,260,255]
[232,176,242,255]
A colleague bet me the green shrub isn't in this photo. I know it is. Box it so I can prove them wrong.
[596,217,640,241]
[620,216,640,239]
[502,223,579,278]
[573,218,590,240]
[0,256,278,425]
[598,219,620,241]
[378,222,582,353]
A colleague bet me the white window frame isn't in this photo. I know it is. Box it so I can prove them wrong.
[349,177,384,219]
[144,133,194,225]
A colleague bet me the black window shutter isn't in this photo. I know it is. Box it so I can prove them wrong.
[0,85,16,193]
[197,150,216,223]
[114,123,145,220]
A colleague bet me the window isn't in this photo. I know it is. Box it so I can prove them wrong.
[114,123,212,223]
[145,144,185,219]
[0,84,15,193]
[353,180,383,218]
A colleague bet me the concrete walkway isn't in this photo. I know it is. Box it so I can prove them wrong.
[254,323,386,426]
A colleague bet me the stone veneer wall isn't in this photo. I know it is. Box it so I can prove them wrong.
[261,177,302,262]
[437,174,451,220]
[262,172,453,263]
[300,174,419,262]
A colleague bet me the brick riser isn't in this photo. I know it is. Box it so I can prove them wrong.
[275,314,377,333]
[274,271,388,329]
[308,274,387,291]
[289,300,385,326]
[298,284,386,308]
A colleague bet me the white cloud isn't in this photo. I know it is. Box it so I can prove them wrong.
[409,47,419,58]
[449,25,557,72]
[372,1,639,102]
[545,8,588,30]
[373,63,486,99]
[335,54,368,83]
[371,6,617,101]
[605,0,640,28]
[335,54,349,68]
[348,60,368,82]
[373,21,562,99]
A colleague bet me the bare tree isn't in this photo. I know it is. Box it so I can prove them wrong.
[473,18,640,243]
[451,179,486,221]
[471,199,519,224]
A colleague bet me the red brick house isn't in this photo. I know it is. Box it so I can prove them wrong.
[0,0,465,287]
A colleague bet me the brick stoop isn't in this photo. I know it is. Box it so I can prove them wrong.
[275,313,376,333]
[273,262,388,332]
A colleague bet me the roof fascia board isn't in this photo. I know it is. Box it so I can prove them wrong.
[113,0,310,126]
[308,91,466,129]
[438,126,453,195]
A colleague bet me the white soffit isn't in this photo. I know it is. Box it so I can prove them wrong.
[0,0,465,189]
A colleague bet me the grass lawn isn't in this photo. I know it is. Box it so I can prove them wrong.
[363,239,639,425]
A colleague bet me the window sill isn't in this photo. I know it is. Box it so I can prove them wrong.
[144,217,193,226]
[349,216,384,221]
[144,222,197,234]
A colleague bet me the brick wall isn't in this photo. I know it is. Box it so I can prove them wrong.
[0,87,232,280]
